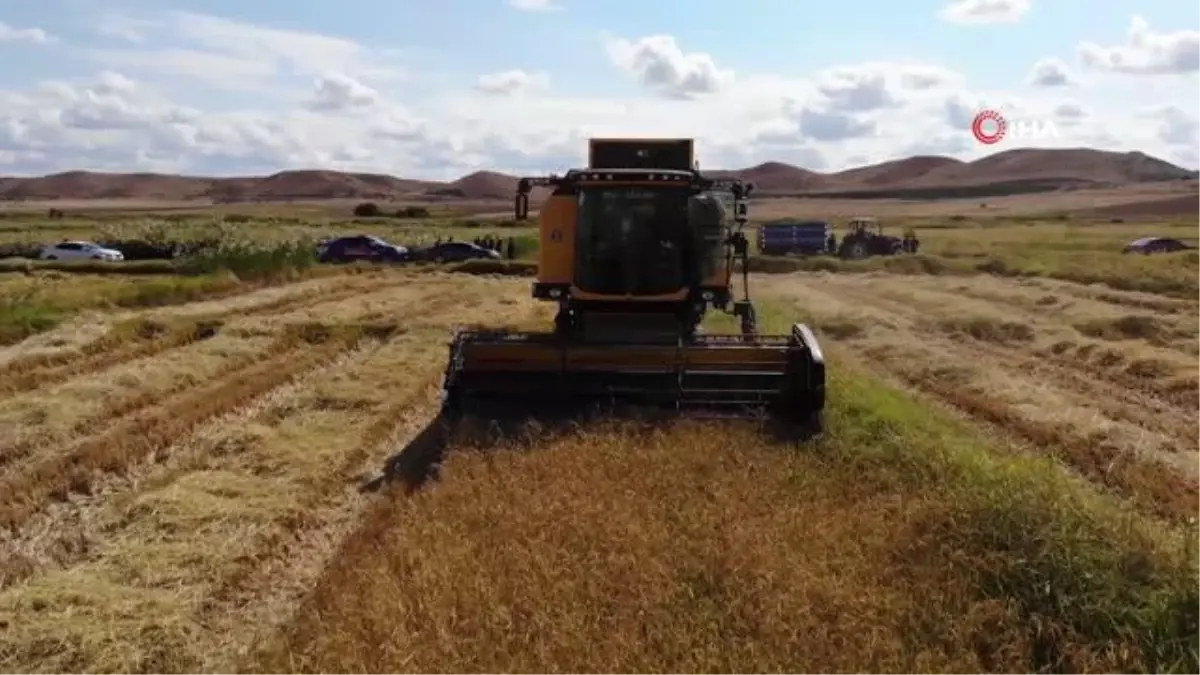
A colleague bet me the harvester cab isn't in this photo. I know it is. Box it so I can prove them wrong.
[439,138,826,430]
[847,217,882,236]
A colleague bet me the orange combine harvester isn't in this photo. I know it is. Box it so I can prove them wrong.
[439,138,826,431]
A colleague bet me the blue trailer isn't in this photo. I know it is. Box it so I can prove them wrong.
[756,219,833,256]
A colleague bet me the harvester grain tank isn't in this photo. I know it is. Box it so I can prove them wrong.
[439,138,826,430]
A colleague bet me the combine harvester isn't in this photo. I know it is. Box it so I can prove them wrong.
[439,138,826,432]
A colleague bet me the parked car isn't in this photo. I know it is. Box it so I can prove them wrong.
[39,240,125,262]
[421,241,502,263]
[1122,237,1192,254]
[317,235,409,263]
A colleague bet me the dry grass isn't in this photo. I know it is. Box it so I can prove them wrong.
[252,363,1196,673]
[0,265,1195,674]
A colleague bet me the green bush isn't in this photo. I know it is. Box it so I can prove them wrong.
[353,202,382,217]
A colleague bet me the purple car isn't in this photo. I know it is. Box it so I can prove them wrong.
[1122,237,1192,254]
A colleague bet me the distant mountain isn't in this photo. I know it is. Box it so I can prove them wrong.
[1,148,1195,203]
[710,162,832,192]
[826,156,964,187]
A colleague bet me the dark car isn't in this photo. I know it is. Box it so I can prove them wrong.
[421,241,502,263]
[317,235,409,263]
[1122,237,1192,254]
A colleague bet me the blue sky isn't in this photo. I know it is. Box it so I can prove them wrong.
[0,0,1196,176]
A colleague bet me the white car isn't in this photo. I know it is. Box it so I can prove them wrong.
[39,241,125,262]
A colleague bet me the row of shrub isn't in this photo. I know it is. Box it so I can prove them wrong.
[352,203,433,219]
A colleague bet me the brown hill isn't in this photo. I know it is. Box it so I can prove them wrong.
[240,170,428,201]
[442,171,520,200]
[0,148,1194,202]
[0,171,217,201]
[712,162,832,192]
[904,148,1195,189]
[827,156,964,187]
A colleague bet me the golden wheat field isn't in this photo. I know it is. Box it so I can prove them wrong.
[0,267,1196,673]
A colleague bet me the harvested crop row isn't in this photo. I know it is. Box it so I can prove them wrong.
[0,327,266,472]
[861,276,1199,413]
[755,274,1197,514]
[823,279,1200,456]
[882,364,1198,519]
[0,274,445,473]
[0,337,386,592]
[830,276,1200,449]
[0,321,382,532]
[0,284,542,673]
[0,272,396,397]
[0,279,494,588]
[847,335,1195,518]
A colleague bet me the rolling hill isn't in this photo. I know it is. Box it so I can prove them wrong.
[0,148,1195,203]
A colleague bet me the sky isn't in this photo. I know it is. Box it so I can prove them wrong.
[0,0,1197,179]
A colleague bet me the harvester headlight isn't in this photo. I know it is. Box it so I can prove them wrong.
[548,288,562,298]
[701,290,714,301]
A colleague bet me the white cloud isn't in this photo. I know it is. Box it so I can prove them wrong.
[1029,58,1075,86]
[605,35,733,99]
[797,108,877,141]
[1054,101,1087,120]
[815,69,896,112]
[1147,106,1198,146]
[475,70,550,95]
[307,73,380,112]
[900,65,963,90]
[1079,16,1200,75]
[88,10,407,93]
[0,21,52,44]
[509,0,561,11]
[939,0,1030,25]
[0,14,1197,179]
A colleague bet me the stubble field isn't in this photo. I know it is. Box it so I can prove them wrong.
[0,204,1196,673]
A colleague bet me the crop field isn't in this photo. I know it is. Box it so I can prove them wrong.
[0,207,1196,673]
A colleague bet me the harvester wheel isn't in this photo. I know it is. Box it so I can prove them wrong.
[842,241,868,260]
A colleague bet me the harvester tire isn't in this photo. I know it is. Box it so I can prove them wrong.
[842,242,868,260]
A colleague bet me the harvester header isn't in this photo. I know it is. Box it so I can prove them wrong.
[440,137,826,431]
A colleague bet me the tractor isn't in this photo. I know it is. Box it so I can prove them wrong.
[836,217,915,260]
